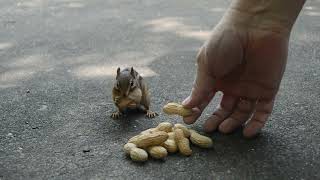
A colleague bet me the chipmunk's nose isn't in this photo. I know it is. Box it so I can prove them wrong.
[122,90,129,97]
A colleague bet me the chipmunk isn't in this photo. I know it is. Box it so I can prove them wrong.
[111,67,158,119]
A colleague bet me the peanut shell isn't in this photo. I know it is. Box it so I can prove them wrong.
[147,146,168,159]
[163,102,192,117]
[129,131,168,148]
[130,147,148,162]
[189,130,213,148]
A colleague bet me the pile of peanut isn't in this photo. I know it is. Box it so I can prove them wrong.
[124,122,213,162]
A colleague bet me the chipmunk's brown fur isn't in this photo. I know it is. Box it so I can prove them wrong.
[111,67,158,119]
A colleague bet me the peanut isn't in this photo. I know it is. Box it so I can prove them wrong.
[167,132,175,140]
[189,130,213,148]
[140,128,158,135]
[163,102,192,117]
[174,129,192,156]
[118,98,136,110]
[125,122,215,162]
[162,139,178,153]
[173,123,191,138]
[140,122,173,135]
[130,147,148,162]
[156,122,173,132]
[128,134,142,143]
[123,143,137,155]
[129,131,168,148]
[147,146,168,159]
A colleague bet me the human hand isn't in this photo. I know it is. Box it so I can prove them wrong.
[182,10,291,138]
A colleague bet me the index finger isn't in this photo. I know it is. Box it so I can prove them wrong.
[183,91,216,124]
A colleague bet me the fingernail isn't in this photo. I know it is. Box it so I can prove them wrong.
[218,123,232,134]
[183,116,194,125]
[182,96,190,106]
[243,126,261,138]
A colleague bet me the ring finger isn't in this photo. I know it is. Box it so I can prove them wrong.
[203,94,238,132]
[218,98,256,134]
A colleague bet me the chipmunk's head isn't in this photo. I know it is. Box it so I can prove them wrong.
[114,67,138,97]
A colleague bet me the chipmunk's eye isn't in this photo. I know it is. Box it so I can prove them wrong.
[115,82,120,89]
[130,81,134,86]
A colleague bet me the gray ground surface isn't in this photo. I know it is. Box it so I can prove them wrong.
[0,0,320,179]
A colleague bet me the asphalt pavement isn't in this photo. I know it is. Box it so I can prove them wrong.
[0,0,319,179]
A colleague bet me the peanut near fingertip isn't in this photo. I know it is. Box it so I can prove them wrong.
[163,102,193,117]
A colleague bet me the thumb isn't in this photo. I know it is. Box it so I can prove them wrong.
[182,47,215,108]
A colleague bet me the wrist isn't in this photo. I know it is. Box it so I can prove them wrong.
[220,0,306,34]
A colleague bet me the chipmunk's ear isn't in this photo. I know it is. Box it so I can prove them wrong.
[130,67,135,78]
[116,67,120,79]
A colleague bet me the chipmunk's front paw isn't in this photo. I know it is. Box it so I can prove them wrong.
[111,111,122,119]
[114,97,121,105]
[146,110,158,118]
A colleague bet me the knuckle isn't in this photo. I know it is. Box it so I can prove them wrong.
[252,118,266,126]
[237,101,254,113]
